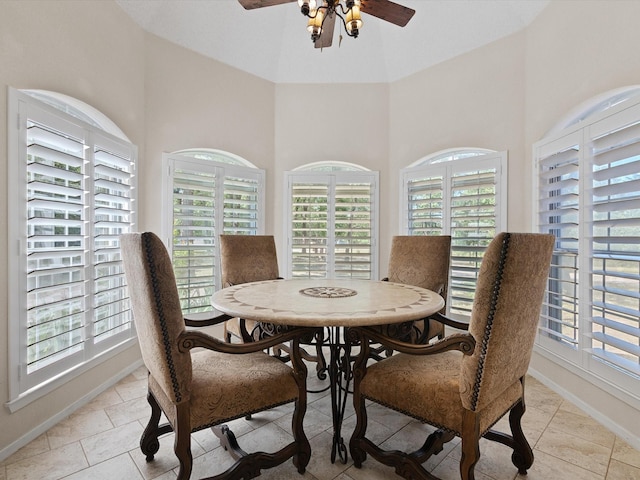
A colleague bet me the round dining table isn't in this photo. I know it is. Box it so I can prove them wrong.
[211,278,445,463]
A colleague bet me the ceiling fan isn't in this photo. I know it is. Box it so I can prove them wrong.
[238,0,415,49]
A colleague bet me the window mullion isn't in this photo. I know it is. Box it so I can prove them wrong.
[327,176,336,278]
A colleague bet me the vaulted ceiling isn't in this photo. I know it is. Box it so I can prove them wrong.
[116,0,549,84]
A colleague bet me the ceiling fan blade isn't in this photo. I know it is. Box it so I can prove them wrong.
[360,0,415,27]
[315,11,336,49]
[238,0,297,10]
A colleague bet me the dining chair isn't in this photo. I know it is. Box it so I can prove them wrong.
[381,235,451,343]
[219,234,326,373]
[219,234,281,343]
[349,232,555,480]
[120,232,311,480]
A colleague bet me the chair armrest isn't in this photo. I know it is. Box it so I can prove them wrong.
[177,326,320,354]
[428,312,470,331]
[183,312,233,328]
[350,326,475,356]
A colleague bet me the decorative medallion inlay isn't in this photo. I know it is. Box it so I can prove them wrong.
[300,286,358,298]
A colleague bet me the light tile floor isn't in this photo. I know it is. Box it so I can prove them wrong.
[2,359,639,480]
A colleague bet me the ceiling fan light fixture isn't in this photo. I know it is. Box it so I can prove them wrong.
[307,8,324,42]
[344,3,362,37]
[238,0,415,50]
[297,0,316,16]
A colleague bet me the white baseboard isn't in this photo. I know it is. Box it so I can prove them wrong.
[0,360,144,462]
[528,365,640,452]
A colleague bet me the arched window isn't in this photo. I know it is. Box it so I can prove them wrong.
[162,149,265,314]
[534,86,640,396]
[7,89,137,408]
[285,162,379,279]
[401,148,507,319]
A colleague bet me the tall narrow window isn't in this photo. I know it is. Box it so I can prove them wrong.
[401,149,507,319]
[8,89,137,406]
[163,150,265,314]
[534,88,640,395]
[285,162,379,280]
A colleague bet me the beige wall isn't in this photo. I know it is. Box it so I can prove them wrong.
[387,30,527,263]
[1,0,640,458]
[143,34,276,235]
[272,84,389,257]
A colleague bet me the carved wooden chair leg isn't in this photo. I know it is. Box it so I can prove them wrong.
[349,340,369,468]
[509,400,534,473]
[460,411,481,480]
[140,391,163,461]
[290,341,312,474]
[174,405,193,480]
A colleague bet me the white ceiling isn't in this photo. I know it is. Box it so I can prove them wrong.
[115,0,549,84]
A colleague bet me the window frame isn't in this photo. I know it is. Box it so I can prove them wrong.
[533,93,640,398]
[162,151,266,316]
[7,88,138,411]
[400,149,508,320]
[284,165,379,280]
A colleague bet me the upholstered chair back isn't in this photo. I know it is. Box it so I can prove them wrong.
[219,235,280,287]
[387,235,451,302]
[121,232,192,405]
[459,232,554,412]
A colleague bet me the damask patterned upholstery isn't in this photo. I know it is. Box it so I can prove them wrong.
[219,235,280,342]
[349,232,555,480]
[121,232,311,480]
[385,235,451,341]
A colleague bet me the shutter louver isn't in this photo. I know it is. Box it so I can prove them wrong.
[92,137,135,345]
[448,168,498,317]
[537,141,580,349]
[407,174,445,235]
[223,175,259,234]
[334,182,373,279]
[171,165,217,313]
[589,118,640,377]
[291,183,329,278]
[26,120,86,373]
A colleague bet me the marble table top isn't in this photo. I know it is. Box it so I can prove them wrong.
[211,278,444,327]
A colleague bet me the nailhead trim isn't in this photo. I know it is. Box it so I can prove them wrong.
[470,233,511,411]
[142,232,183,403]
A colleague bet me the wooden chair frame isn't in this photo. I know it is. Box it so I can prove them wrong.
[348,325,535,480]
[348,232,554,480]
[141,314,316,480]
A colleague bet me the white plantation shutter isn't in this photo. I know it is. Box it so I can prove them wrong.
[406,173,445,235]
[401,152,507,320]
[164,154,264,313]
[535,97,640,394]
[290,181,330,278]
[286,170,378,279]
[9,90,137,398]
[223,174,260,234]
[588,106,640,380]
[92,135,136,348]
[169,158,218,313]
[334,181,374,279]
[535,133,581,358]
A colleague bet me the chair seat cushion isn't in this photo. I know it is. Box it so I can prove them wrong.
[360,350,523,435]
[150,349,299,431]
[225,317,258,340]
